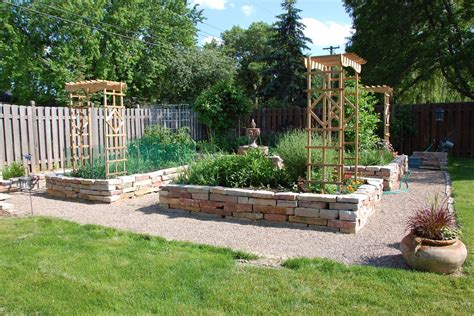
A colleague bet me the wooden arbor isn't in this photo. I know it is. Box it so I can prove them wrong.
[65,80,127,178]
[364,85,393,142]
[304,53,366,192]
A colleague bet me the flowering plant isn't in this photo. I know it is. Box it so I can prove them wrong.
[341,175,364,194]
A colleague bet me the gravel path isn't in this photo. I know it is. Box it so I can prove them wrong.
[7,170,446,268]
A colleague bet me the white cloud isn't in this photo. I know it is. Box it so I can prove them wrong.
[201,35,223,46]
[240,5,255,16]
[191,0,226,10]
[302,18,352,49]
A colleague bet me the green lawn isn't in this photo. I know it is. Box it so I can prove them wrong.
[0,158,472,314]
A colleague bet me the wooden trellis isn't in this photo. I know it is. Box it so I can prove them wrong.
[364,85,393,142]
[304,53,366,192]
[65,80,127,178]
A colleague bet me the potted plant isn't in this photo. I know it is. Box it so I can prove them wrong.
[400,194,467,274]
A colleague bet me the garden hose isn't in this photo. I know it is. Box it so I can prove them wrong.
[383,169,411,195]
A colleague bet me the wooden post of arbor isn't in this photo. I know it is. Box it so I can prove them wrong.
[364,85,393,142]
[304,53,366,192]
[65,80,127,178]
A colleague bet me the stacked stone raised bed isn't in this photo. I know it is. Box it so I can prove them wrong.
[344,155,408,191]
[412,151,448,170]
[46,166,186,203]
[159,178,383,234]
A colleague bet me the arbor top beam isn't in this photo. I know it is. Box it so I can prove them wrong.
[364,85,393,95]
[65,80,127,94]
[305,53,366,74]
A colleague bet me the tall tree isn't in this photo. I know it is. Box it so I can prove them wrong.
[263,0,311,107]
[0,0,202,106]
[220,22,274,107]
[344,0,473,101]
[158,46,236,104]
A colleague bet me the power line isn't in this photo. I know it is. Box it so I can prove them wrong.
[2,1,174,51]
[35,3,222,40]
[201,21,226,33]
[2,1,224,51]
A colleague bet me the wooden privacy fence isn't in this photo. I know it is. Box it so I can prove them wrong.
[0,103,205,172]
[246,107,306,134]
[404,102,474,157]
[246,103,474,157]
[2,102,472,172]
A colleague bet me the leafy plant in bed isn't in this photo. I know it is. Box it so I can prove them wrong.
[70,126,196,179]
[177,149,292,190]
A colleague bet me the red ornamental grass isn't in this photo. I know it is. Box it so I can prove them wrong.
[406,195,457,240]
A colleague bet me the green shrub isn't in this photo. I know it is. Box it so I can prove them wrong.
[142,125,195,146]
[177,150,291,189]
[358,148,395,166]
[274,129,308,182]
[273,129,335,183]
[1,162,26,180]
[194,80,252,140]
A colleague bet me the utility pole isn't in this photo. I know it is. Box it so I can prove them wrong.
[323,45,340,55]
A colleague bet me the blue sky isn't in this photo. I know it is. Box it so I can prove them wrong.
[191,0,353,55]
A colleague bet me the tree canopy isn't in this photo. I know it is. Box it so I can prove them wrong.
[0,0,209,106]
[344,0,473,101]
[220,22,274,107]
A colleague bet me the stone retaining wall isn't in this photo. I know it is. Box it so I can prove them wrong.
[45,166,186,203]
[345,155,408,191]
[159,178,383,234]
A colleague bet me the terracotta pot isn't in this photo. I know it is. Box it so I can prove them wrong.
[400,233,467,274]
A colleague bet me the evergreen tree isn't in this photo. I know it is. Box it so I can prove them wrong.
[263,0,311,107]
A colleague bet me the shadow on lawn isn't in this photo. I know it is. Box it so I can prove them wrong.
[359,254,410,269]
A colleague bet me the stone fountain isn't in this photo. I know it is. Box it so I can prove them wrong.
[237,119,269,155]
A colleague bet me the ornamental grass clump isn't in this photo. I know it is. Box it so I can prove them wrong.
[406,194,459,240]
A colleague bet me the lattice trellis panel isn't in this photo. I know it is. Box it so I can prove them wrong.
[304,53,366,192]
[65,80,127,178]
[68,92,93,170]
[103,88,127,178]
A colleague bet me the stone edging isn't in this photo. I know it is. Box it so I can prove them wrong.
[345,155,408,191]
[443,170,455,214]
[159,178,383,234]
[45,166,187,203]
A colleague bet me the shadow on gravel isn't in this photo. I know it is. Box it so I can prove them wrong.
[136,204,335,233]
[20,190,104,205]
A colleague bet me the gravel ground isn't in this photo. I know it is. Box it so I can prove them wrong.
[6,170,446,268]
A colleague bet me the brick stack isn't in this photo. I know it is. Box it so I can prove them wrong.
[45,166,186,203]
[159,178,383,234]
[345,155,408,191]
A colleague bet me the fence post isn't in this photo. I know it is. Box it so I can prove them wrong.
[30,101,39,172]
